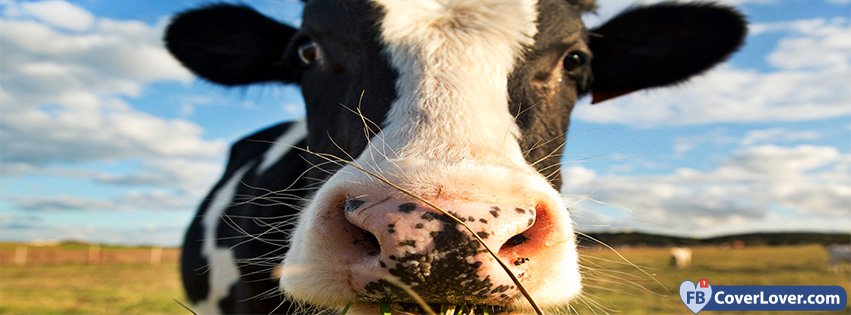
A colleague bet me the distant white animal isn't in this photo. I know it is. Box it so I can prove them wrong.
[826,244,851,272]
[670,247,693,269]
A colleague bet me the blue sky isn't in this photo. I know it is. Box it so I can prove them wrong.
[0,0,848,246]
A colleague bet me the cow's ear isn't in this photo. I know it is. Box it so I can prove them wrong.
[588,3,746,104]
[164,4,300,86]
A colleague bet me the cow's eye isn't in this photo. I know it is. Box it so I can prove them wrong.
[563,51,587,72]
[297,41,321,66]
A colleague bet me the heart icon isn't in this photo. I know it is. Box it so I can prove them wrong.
[680,280,712,313]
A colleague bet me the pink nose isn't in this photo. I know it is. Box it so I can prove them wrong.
[342,196,544,304]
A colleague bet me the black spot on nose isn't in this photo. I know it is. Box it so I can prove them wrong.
[489,206,502,218]
[421,213,435,221]
[398,203,417,213]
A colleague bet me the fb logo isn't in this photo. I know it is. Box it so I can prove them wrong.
[680,279,713,313]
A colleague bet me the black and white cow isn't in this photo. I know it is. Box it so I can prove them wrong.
[165,0,746,313]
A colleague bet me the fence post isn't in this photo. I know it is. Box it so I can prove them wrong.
[88,244,101,264]
[150,247,163,265]
[14,246,27,265]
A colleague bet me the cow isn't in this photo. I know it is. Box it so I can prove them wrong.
[827,244,851,272]
[164,0,746,314]
[669,247,693,269]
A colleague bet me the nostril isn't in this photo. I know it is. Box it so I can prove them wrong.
[355,227,381,256]
[363,230,380,256]
[340,196,382,256]
[501,233,530,249]
[344,195,366,212]
[499,202,551,255]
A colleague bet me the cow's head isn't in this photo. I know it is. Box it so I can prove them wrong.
[166,0,745,312]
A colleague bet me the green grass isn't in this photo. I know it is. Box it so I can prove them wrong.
[576,245,850,315]
[0,245,847,314]
[0,263,185,315]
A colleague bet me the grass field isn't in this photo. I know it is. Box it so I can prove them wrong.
[576,245,850,315]
[0,263,184,315]
[0,245,847,314]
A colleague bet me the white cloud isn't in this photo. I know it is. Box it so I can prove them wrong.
[0,212,43,229]
[721,144,839,177]
[0,1,223,168]
[1,220,186,246]
[96,158,223,197]
[0,19,191,103]
[672,128,737,155]
[575,17,851,127]
[740,128,820,146]
[585,0,778,28]
[565,145,851,236]
[562,165,598,188]
[12,195,123,212]
[3,156,222,205]
[2,96,226,165]
[177,95,218,116]
[763,18,851,70]
[0,0,229,221]
[575,65,851,126]
[283,102,306,116]
[14,0,94,32]
[11,190,195,212]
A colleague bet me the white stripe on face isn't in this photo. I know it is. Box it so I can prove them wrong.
[370,0,539,165]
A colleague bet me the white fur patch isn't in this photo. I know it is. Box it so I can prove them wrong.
[372,0,538,165]
[196,165,252,314]
[195,248,240,315]
[257,120,307,174]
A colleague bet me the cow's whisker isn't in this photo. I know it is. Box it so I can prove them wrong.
[575,231,669,294]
